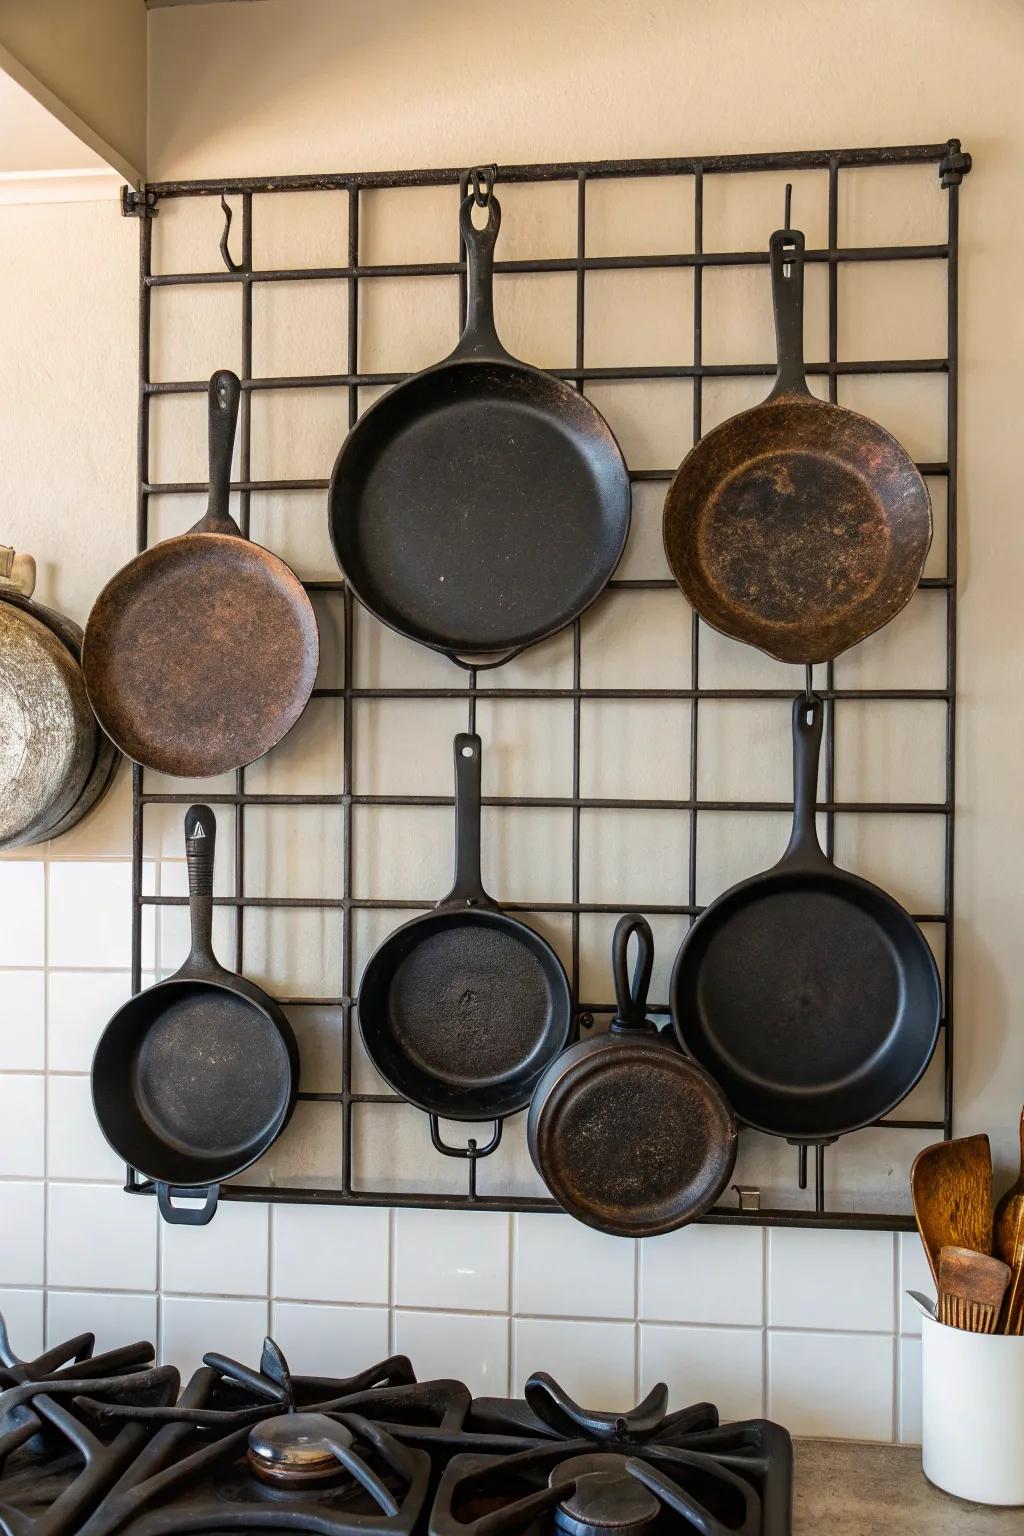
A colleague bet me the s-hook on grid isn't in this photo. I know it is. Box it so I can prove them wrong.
[122,138,971,1231]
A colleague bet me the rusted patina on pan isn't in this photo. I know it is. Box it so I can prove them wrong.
[83,372,318,778]
[663,229,932,664]
[528,914,737,1237]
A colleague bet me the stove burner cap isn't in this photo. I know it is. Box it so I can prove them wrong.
[247,1412,355,1488]
[550,1454,660,1536]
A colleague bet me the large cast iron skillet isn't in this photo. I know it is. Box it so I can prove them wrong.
[329,192,631,667]
[92,806,298,1225]
[670,695,941,1141]
[663,228,932,664]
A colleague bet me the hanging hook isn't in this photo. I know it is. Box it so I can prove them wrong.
[804,663,814,707]
[219,192,242,274]
[468,164,497,208]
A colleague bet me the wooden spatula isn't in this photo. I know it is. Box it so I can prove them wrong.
[995,1108,1024,1334]
[937,1245,1010,1332]
[911,1133,993,1288]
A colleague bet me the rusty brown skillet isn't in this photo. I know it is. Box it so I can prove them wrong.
[83,371,318,777]
[663,227,932,664]
[528,913,737,1237]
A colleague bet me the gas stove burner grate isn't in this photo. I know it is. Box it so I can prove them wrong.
[0,1313,792,1535]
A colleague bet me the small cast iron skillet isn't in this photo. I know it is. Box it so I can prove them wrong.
[670,694,942,1142]
[84,371,318,777]
[92,806,298,1225]
[357,733,572,1133]
[528,913,737,1237]
[663,227,932,664]
[329,191,631,668]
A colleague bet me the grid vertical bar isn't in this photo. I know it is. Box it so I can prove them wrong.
[572,173,586,1022]
[235,192,254,975]
[340,186,360,1194]
[942,176,959,1139]
[688,167,703,920]
[824,158,839,863]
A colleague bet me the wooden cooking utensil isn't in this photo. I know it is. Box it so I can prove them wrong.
[995,1109,1024,1334]
[911,1133,993,1288]
[937,1245,1010,1333]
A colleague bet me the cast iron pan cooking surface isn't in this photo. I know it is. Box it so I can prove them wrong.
[358,733,572,1124]
[92,806,298,1225]
[83,371,319,777]
[663,228,932,664]
[528,914,737,1237]
[329,191,631,667]
[671,695,941,1141]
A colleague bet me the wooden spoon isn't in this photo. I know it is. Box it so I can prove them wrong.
[937,1245,1010,1333]
[995,1108,1024,1334]
[911,1134,993,1288]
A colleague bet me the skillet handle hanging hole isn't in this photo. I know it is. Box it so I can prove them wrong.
[428,1115,503,1159]
[611,913,654,1030]
[157,1183,219,1226]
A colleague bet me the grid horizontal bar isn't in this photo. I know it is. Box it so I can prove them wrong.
[144,244,950,288]
[144,140,962,197]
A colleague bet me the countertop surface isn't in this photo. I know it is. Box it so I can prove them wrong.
[794,1440,1022,1534]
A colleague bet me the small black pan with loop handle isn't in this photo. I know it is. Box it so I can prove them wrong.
[91,805,298,1225]
[328,187,631,668]
[528,913,737,1237]
[357,733,572,1137]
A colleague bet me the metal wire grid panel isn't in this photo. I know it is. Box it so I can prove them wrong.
[124,140,970,1230]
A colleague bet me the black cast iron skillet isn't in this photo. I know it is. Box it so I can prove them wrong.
[358,733,572,1131]
[92,805,298,1225]
[528,913,737,1237]
[329,191,631,668]
[671,694,941,1141]
[84,371,319,777]
[663,228,932,664]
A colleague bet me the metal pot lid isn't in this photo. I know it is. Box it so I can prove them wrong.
[0,602,96,849]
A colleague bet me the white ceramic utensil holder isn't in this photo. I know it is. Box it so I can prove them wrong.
[908,1290,1024,1505]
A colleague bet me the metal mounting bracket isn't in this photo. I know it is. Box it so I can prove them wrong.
[121,185,159,218]
[939,139,972,187]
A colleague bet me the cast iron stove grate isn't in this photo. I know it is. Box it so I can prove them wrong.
[386,1372,793,1536]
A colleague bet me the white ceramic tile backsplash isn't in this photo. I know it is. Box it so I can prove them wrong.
[394,1309,509,1397]
[0,972,45,1070]
[768,1330,895,1440]
[0,1182,44,1286]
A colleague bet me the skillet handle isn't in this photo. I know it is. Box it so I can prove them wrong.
[779,694,829,870]
[194,370,242,535]
[156,1184,219,1226]
[768,229,812,399]
[179,805,221,977]
[440,734,496,909]
[450,195,511,362]
[611,913,655,1033]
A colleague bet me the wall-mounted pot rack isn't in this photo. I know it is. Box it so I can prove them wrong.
[122,137,971,1231]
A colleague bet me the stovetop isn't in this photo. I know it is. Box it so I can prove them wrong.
[0,1310,792,1535]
